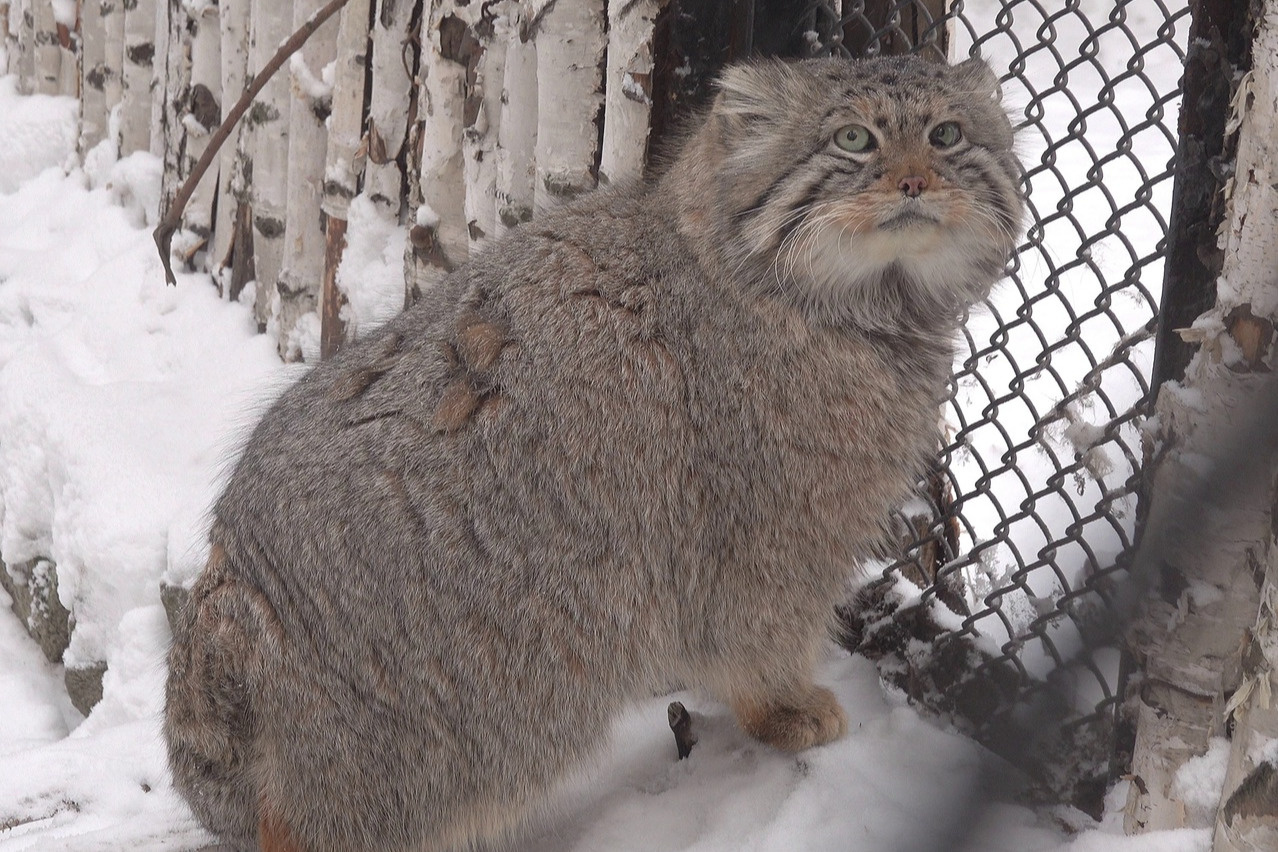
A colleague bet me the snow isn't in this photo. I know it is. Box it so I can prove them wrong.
[1170,737,1231,827]
[337,193,408,338]
[0,2,1206,848]
[288,53,335,103]
[0,79,79,194]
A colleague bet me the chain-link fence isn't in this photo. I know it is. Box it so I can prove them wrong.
[658,0,1191,813]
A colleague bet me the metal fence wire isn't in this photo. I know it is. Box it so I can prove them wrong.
[727,0,1193,813]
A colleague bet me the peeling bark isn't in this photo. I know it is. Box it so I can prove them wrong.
[365,0,419,217]
[599,0,659,186]
[1126,2,1278,844]
[461,2,504,252]
[1208,4,1278,849]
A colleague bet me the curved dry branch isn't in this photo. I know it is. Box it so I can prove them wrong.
[153,0,353,286]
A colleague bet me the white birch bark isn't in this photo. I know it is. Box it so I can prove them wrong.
[1125,3,1278,844]
[149,0,170,157]
[323,0,371,216]
[30,0,60,95]
[0,4,11,78]
[101,0,125,125]
[322,0,371,220]
[156,0,192,216]
[318,0,370,357]
[461,3,505,249]
[598,0,658,186]
[405,0,467,304]
[1208,6,1278,848]
[54,2,76,97]
[178,1,222,244]
[275,0,339,361]
[80,0,111,150]
[119,0,156,154]
[365,0,417,216]
[530,0,604,209]
[493,0,535,236]
[245,0,293,333]
[13,0,34,93]
[210,0,250,279]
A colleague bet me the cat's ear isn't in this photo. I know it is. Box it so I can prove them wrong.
[951,57,1002,102]
[715,61,797,122]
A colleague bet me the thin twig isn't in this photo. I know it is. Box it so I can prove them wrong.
[153,0,353,286]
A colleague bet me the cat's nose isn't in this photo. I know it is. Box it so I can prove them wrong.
[898,175,928,197]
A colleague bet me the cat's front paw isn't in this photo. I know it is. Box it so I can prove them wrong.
[733,686,848,752]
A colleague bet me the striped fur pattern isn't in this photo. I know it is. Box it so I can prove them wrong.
[164,56,1022,851]
[667,55,1022,330]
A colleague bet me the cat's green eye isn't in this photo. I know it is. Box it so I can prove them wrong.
[930,122,963,148]
[833,124,877,153]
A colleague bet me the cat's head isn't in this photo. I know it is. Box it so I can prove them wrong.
[674,55,1023,331]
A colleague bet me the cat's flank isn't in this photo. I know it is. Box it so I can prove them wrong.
[165,55,1022,851]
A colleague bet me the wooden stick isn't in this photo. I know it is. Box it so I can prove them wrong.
[152,0,353,286]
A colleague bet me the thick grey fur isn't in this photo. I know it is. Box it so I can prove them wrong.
[165,55,1023,851]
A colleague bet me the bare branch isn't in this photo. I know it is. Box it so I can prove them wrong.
[152,0,353,286]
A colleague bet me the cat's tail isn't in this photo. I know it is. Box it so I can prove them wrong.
[163,543,270,852]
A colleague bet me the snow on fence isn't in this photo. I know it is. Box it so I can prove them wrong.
[4,0,1272,839]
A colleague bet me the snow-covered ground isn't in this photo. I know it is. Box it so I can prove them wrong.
[0,3,1214,850]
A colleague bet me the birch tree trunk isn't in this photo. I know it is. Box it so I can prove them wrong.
[598,0,659,186]
[404,0,467,305]
[531,0,604,209]
[80,0,109,150]
[1207,5,1278,848]
[319,0,370,358]
[275,0,339,361]
[365,0,418,216]
[148,0,168,156]
[493,0,535,236]
[460,3,505,250]
[30,0,60,95]
[13,0,33,93]
[54,1,76,98]
[1124,2,1278,845]
[119,0,157,155]
[179,2,222,249]
[155,0,191,216]
[246,0,293,332]
[210,0,250,292]
[101,0,125,128]
[0,4,10,77]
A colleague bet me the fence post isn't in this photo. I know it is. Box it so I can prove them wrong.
[1124,0,1277,839]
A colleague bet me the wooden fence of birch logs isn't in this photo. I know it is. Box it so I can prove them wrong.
[0,0,662,360]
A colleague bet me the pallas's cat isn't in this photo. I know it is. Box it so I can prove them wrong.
[165,55,1022,851]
